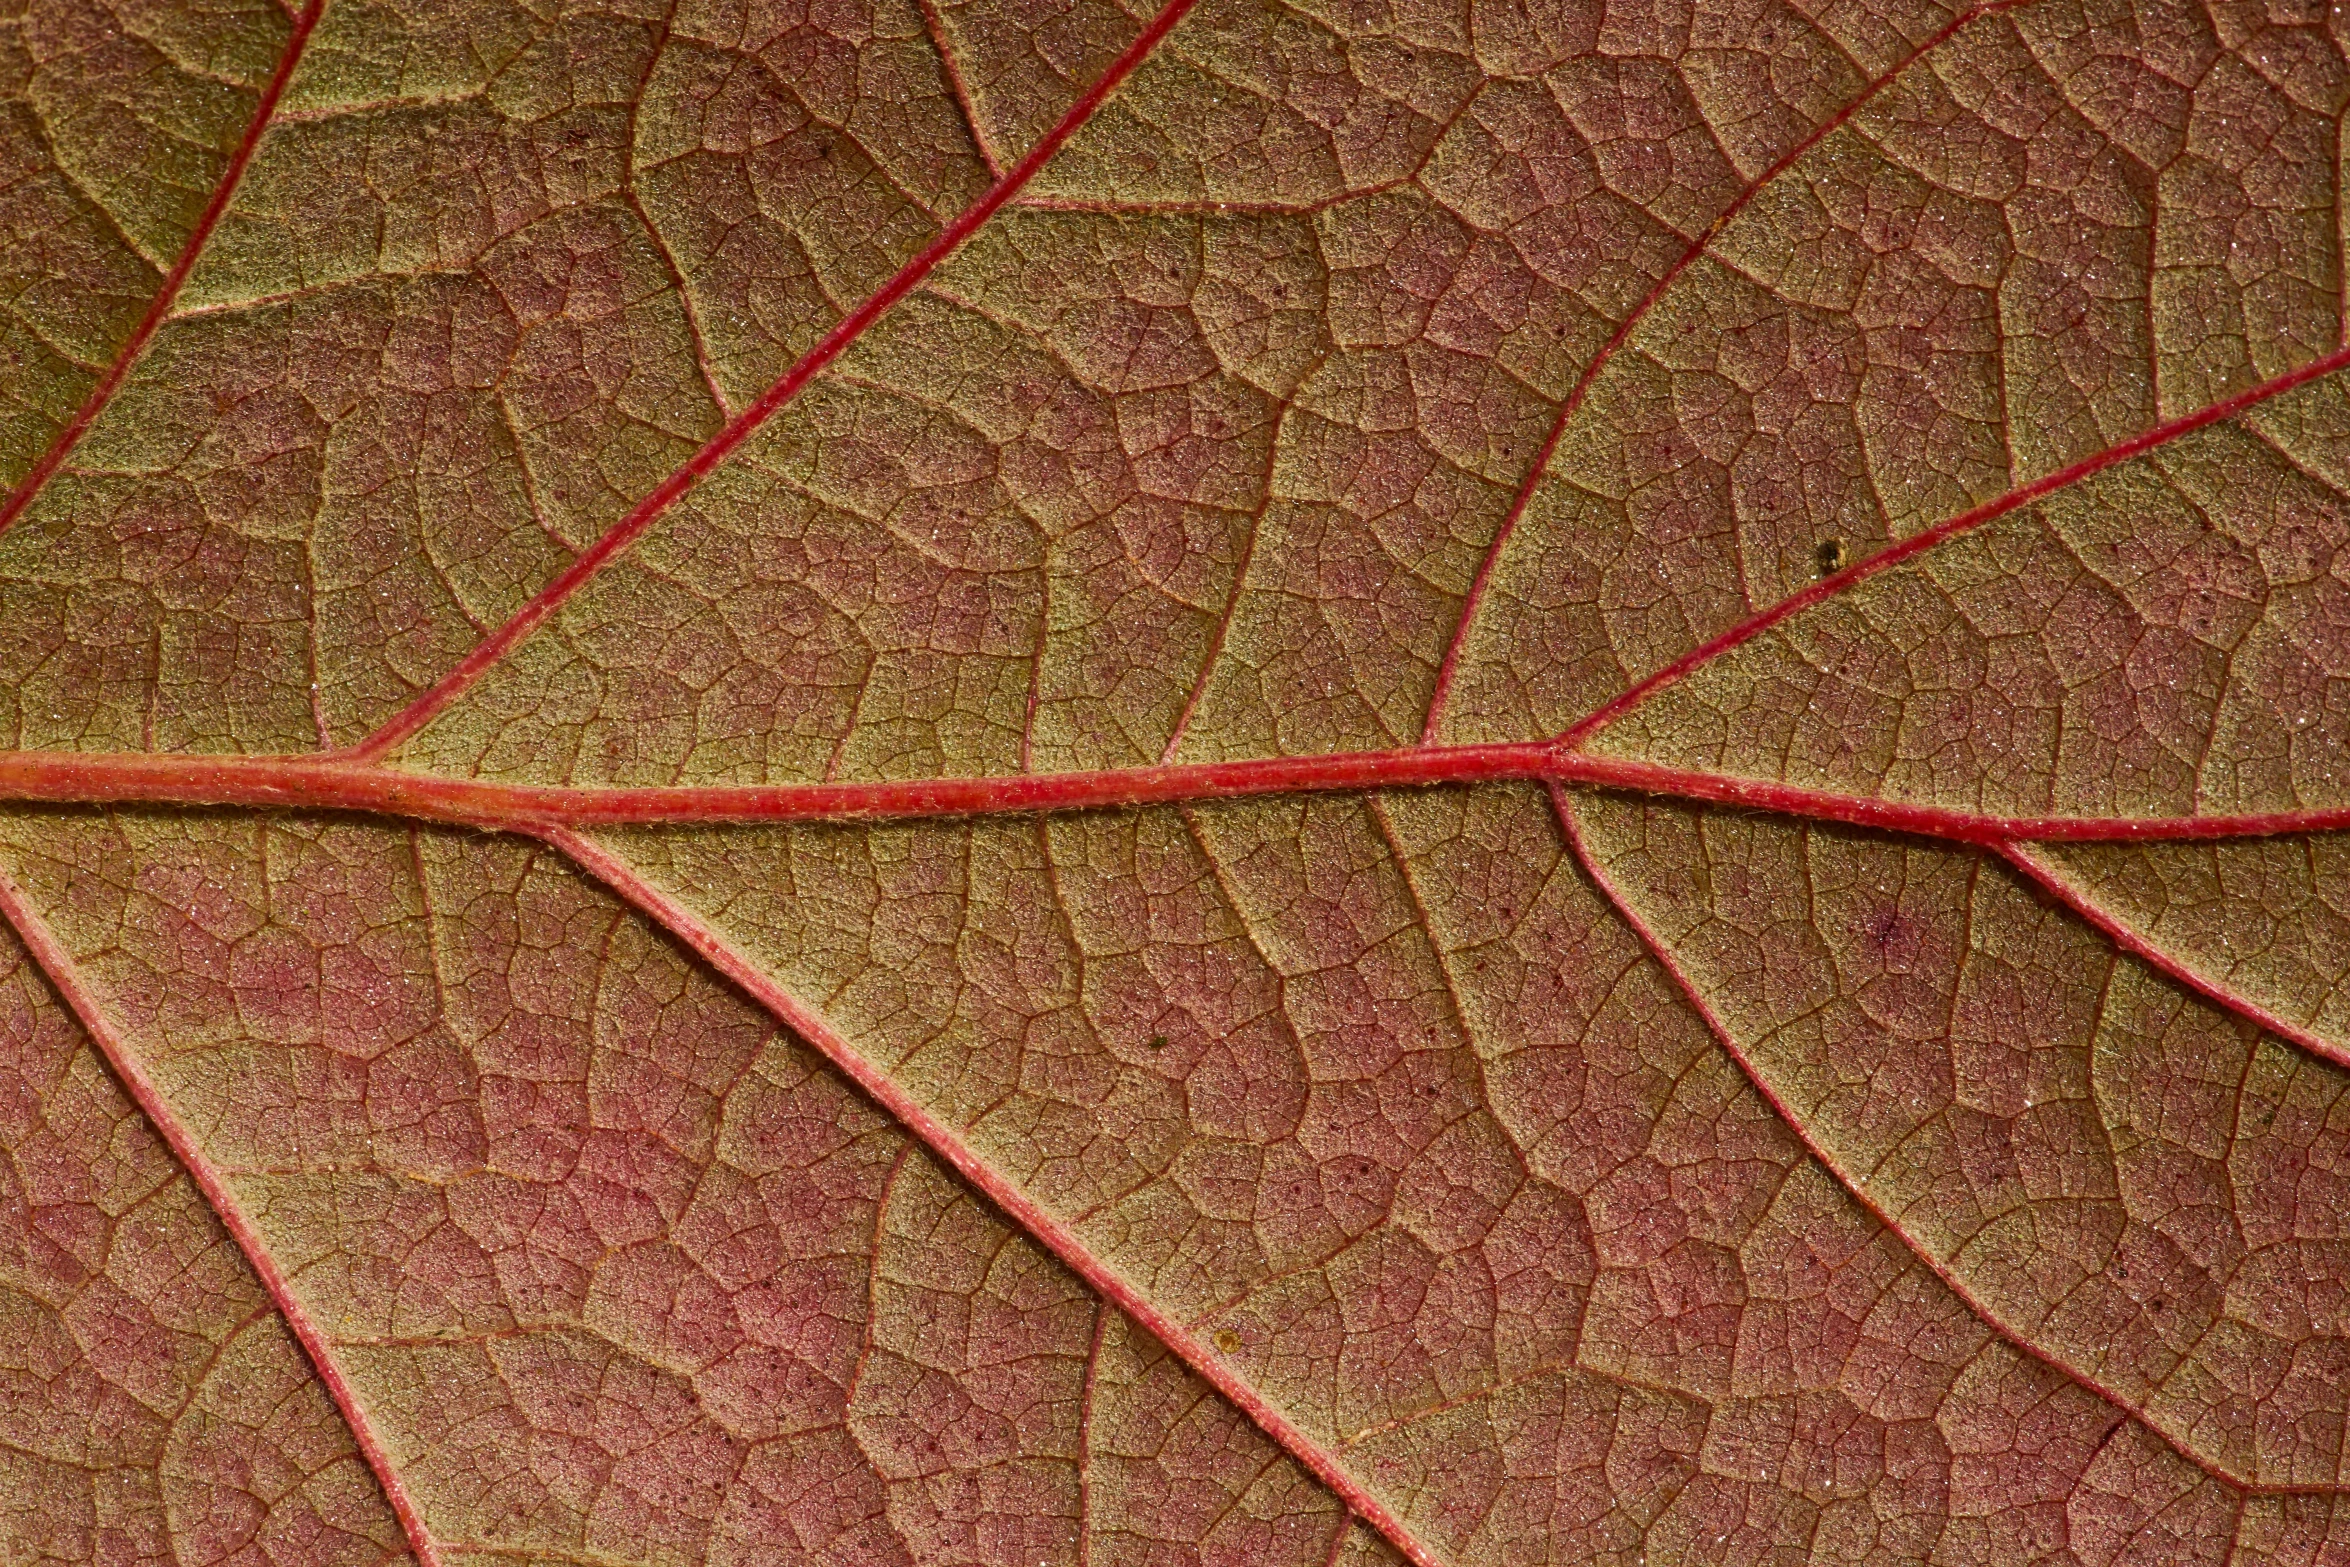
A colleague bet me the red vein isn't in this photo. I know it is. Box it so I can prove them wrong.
[1418,0,2012,744]
[0,0,327,542]
[9,744,2350,842]
[1545,783,2326,1500]
[344,0,1199,764]
[915,0,1003,179]
[0,743,1557,827]
[1559,339,2350,747]
[0,865,449,1567]
[1539,761,2350,844]
[1995,841,2350,1076]
[538,825,1443,1567]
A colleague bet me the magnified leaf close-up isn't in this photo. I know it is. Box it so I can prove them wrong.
[12,0,2350,1561]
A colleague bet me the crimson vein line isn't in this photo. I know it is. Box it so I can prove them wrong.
[0,865,450,1567]
[344,0,1200,763]
[1554,344,2350,748]
[1417,0,2021,744]
[1547,783,2332,1502]
[6,744,2350,844]
[0,0,329,541]
[539,826,1445,1567]
[1995,841,2350,1077]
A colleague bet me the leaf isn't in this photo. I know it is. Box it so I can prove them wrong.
[6,0,2350,1561]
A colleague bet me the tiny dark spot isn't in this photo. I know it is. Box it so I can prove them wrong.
[1861,905,1911,951]
[1147,1033,1168,1050]
[1815,537,1846,578]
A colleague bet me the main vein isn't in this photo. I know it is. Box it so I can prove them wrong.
[1,744,2345,843]
[14,0,2350,1554]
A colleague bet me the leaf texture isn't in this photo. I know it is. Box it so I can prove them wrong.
[0,911,413,1567]
[10,0,2350,1561]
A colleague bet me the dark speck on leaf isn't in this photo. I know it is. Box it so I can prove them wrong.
[1815,537,1846,578]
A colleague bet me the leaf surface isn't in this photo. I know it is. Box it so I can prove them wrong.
[7,0,2350,1561]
